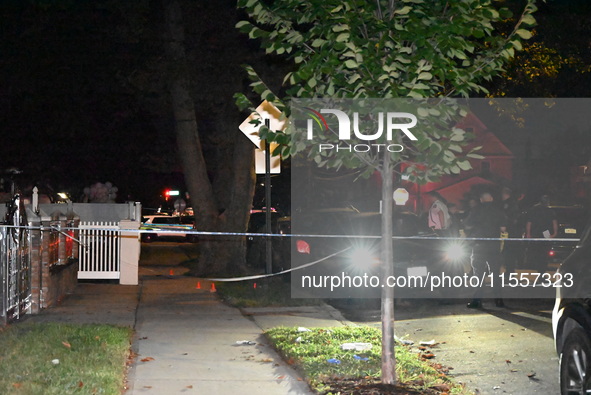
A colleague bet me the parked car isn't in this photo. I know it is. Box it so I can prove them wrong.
[553,220,591,394]
[521,205,589,271]
[246,210,291,272]
[141,214,196,242]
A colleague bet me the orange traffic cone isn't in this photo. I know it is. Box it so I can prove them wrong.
[169,269,174,276]
[196,282,201,289]
[210,283,217,293]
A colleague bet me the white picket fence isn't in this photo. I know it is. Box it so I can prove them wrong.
[78,221,120,280]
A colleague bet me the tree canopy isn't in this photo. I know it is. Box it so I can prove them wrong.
[235,0,537,181]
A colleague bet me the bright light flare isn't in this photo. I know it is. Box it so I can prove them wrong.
[348,246,380,269]
[443,242,467,262]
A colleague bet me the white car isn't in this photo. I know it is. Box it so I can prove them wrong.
[141,214,195,242]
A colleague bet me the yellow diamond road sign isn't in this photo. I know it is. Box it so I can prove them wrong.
[239,100,286,174]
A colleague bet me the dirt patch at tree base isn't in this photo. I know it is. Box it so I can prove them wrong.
[321,377,448,394]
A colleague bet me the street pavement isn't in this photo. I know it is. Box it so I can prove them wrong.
[334,298,560,395]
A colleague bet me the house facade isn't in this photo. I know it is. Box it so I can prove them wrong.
[401,112,514,212]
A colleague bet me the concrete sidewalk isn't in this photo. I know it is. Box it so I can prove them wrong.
[28,275,350,394]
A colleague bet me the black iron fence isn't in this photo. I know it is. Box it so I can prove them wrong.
[0,195,31,325]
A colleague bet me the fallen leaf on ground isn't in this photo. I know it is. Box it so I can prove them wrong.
[141,357,155,362]
[527,372,536,378]
[62,341,71,349]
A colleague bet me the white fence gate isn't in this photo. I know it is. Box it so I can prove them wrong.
[78,221,120,280]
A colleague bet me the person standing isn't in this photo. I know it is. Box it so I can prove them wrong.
[525,195,558,273]
[501,187,523,274]
[464,192,507,308]
[425,191,452,236]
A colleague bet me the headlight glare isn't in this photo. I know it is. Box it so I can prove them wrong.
[349,246,379,269]
[444,243,467,262]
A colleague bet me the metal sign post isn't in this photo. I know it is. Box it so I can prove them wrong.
[264,119,272,274]
[239,101,286,274]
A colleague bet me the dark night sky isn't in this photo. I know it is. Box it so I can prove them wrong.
[0,0,590,207]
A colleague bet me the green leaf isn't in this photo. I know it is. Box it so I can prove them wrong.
[510,40,523,51]
[233,93,253,112]
[336,32,350,42]
[417,72,432,80]
[344,59,358,68]
[457,160,472,171]
[330,4,343,13]
[394,6,412,15]
[411,83,430,90]
[407,91,424,99]
[311,38,325,47]
[417,107,429,117]
[348,73,361,84]
[235,21,250,30]
[515,29,532,40]
[448,144,462,153]
[450,132,464,142]
[332,24,348,32]
[521,14,536,26]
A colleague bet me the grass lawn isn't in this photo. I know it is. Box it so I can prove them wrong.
[266,326,469,394]
[0,322,132,395]
[216,277,323,307]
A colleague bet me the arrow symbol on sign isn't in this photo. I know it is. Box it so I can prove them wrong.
[239,100,286,174]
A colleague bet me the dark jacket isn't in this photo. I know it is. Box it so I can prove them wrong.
[465,202,507,239]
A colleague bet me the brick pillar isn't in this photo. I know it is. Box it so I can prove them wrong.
[26,208,43,314]
[39,210,52,309]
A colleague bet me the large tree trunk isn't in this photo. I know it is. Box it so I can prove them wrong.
[164,0,255,276]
